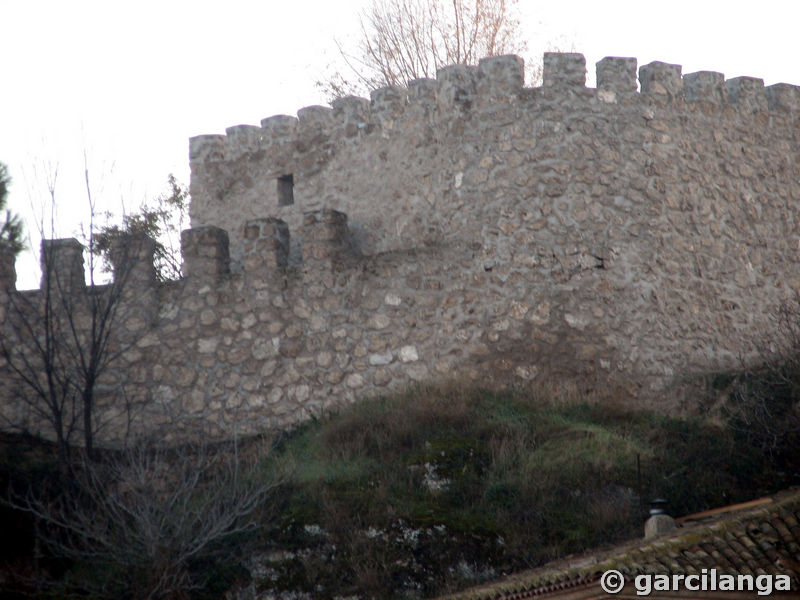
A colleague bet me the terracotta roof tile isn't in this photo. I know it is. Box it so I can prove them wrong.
[438,488,800,599]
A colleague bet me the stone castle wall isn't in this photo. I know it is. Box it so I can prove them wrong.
[2,53,800,443]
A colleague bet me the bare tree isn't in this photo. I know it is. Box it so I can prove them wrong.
[319,0,531,99]
[10,438,280,600]
[0,164,268,598]
[0,163,154,465]
[726,299,800,459]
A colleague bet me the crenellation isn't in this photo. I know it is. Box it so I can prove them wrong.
[260,114,298,140]
[331,95,370,117]
[0,244,15,291]
[112,234,159,330]
[297,105,333,130]
[188,134,226,162]
[181,226,230,282]
[370,86,407,124]
[639,61,683,100]
[406,78,438,115]
[766,83,800,112]
[407,78,437,101]
[225,124,263,156]
[243,217,290,271]
[477,55,525,99]
[111,233,157,288]
[330,95,371,139]
[596,56,637,95]
[543,52,586,90]
[725,76,768,111]
[683,71,726,104]
[5,52,800,445]
[436,64,478,110]
[40,238,84,291]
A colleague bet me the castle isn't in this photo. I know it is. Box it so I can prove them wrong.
[2,53,799,443]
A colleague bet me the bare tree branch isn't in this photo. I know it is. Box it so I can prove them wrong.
[0,171,158,466]
[318,0,530,100]
[9,438,280,600]
[723,299,800,460]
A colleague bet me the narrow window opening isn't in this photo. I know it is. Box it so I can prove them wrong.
[277,174,294,206]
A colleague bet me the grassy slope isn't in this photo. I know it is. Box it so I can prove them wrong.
[1,385,795,599]
[257,384,795,598]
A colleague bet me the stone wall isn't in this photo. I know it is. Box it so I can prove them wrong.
[2,52,800,443]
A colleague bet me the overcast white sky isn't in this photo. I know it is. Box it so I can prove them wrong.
[2,0,799,288]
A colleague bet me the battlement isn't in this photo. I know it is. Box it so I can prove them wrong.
[0,235,160,294]
[40,238,85,290]
[189,52,800,168]
[180,208,350,282]
[0,209,354,296]
[189,52,800,274]
[3,52,800,445]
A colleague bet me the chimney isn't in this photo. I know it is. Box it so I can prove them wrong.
[644,498,677,539]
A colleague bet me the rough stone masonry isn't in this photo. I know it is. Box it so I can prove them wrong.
[2,53,799,443]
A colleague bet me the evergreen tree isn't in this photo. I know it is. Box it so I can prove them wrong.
[0,161,24,255]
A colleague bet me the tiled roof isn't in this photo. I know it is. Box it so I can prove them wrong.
[439,488,800,599]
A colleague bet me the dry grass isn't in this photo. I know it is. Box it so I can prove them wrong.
[2,378,797,599]
[259,382,793,598]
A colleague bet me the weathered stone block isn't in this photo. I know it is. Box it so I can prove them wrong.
[639,61,682,99]
[189,134,226,162]
[302,209,349,262]
[766,83,800,111]
[225,124,262,156]
[407,77,437,108]
[477,54,524,97]
[370,86,407,123]
[181,226,230,281]
[332,96,370,121]
[644,514,677,539]
[260,114,298,141]
[110,233,157,288]
[243,218,289,270]
[436,64,477,110]
[596,57,637,94]
[543,52,586,89]
[683,71,726,104]
[726,76,767,111]
[297,105,333,132]
[332,96,371,138]
[40,238,84,291]
[0,244,16,291]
